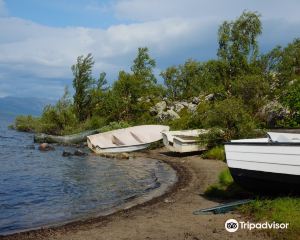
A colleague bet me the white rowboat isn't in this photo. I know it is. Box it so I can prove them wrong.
[87,125,169,153]
[162,129,208,153]
[224,132,300,193]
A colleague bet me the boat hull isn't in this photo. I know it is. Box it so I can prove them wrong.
[88,141,150,153]
[162,130,207,153]
[165,140,206,153]
[229,167,300,193]
[225,142,300,193]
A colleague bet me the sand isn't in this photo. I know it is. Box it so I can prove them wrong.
[1,149,269,240]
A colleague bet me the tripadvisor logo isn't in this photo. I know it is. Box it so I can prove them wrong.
[225,219,239,232]
[225,218,289,233]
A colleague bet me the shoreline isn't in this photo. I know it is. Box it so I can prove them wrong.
[1,149,268,240]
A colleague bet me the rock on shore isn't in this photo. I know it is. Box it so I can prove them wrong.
[38,143,55,151]
[149,94,215,120]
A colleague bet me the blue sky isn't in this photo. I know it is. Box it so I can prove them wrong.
[0,0,300,99]
[5,0,130,28]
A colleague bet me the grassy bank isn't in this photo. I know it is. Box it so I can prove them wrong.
[240,197,300,240]
[205,168,300,239]
[202,146,225,161]
[12,114,131,136]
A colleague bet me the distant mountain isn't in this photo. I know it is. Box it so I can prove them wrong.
[0,96,56,116]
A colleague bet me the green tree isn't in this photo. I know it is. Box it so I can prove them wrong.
[178,59,202,98]
[277,39,300,87]
[131,47,164,99]
[280,80,300,126]
[41,87,77,134]
[131,47,157,85]
[90,72,109,116]
[112,71,141,120]
[231,75,269,112]
[161,66,181,100]
[198,60,229,94]
[161,59,202,100]
[97,72,109,91]
[72,53,95,121]
[217,11,262,79]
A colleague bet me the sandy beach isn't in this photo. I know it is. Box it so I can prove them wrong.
[1,149,269,240]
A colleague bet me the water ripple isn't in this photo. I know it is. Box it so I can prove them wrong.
[0,115,176,235]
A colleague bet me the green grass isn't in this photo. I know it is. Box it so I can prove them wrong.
[239,198,300,240]
[13,115,42,132]
[205,169,300,239]
[13,114,131,136]
[202,145,225,161]
[204,168,250,199]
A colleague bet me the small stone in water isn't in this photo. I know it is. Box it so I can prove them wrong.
[38,143,55,151]
[62,151,73,157]
[74,150,87,156]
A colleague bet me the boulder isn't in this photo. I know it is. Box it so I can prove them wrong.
[173,102,185,113]
[62,151,73,157]
[257,101,290,127]
[38,143,55,151]
[187,103,197,112]
[156,101,167,112]
[150,101,167,115]
[74,149,87,156]
[157,109,180,121]
[205,93,215,101]
[192,96,200,104]
[180,101,189,107]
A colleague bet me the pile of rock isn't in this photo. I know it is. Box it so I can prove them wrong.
[257,100,290,127]
[149,94,215,121]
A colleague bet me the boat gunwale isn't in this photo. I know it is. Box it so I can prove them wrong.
[95,142,150,150]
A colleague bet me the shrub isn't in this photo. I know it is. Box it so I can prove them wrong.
[82,116,107,131]
[231,74,269,112]
[203,97,258,140]
[14,115,41,132]
[99,121,131,132]
[169,109,197,130]
[280,80,300,127]
[40,88,78,135]
[198,127,226,147]
[202,145,225,161]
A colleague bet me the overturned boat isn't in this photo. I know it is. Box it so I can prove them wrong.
[224,132,300,193]
[162,129,209,153]
[87,125,169,153]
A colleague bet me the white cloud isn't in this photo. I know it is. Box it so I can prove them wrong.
[0,15,215,98]
[0,0,300,99]
[114,0,300,22]
[0,16,211,75]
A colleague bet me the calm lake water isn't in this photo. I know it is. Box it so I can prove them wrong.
[0,115,176,235]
